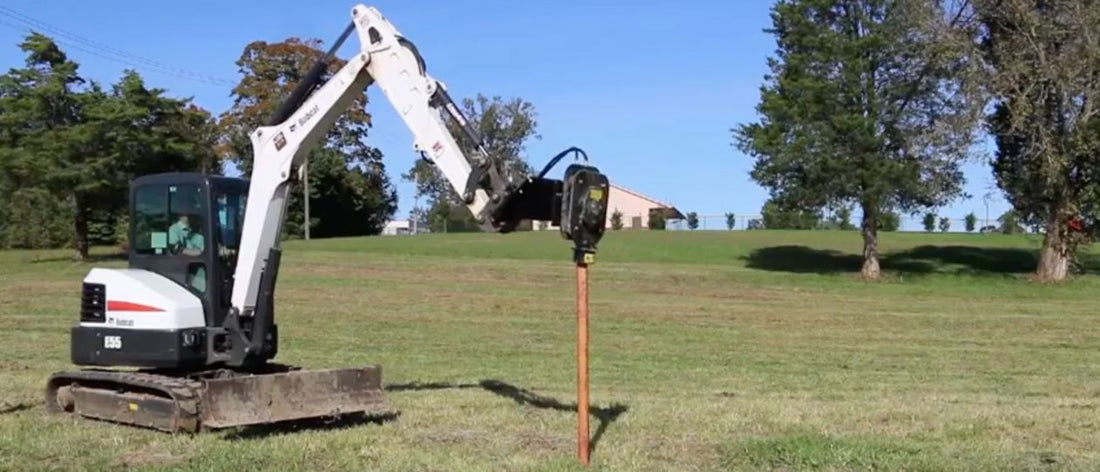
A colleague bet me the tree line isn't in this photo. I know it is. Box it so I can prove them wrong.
[734,0,1100,282]
[0,32,536,259]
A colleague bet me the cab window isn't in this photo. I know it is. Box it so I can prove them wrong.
[133,185,207,257]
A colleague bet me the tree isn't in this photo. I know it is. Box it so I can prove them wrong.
[833,206,854,230]
[977,0,1100,281]
[734,0,985,279]
[610,209,624,230]
[408,206,429,234]
[965,212,978,232]
[0,33,92,256]
[404,94,539,231]
[648,210,666,230]
[923,213,937,232]
[939,217,951,232]
[0,188,72,249]
[217,37,397,239]
[686,212,700,230]
[879,211,901,232]
[426,199,480,233]
[997,209,1024,235]
[761,199,821,229]
[725,212,737,230]
[0,34,216,258]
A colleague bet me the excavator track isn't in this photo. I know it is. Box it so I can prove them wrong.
[44,365,385,433]
[45,370,203,433]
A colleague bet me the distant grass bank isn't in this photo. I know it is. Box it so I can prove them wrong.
[285,229,1098,277]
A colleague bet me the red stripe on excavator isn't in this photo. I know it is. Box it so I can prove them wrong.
[107,301,164,312]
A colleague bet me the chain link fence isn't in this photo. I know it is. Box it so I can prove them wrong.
[654,213,1036,234]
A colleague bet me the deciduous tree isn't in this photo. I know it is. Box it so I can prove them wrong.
[833,206,855,230]
[761,200,821,229]
[923,213,937,232]
[217,37,397,238]
[997,209,1024,235]
[879,211,901,232]
[686,212,700,230]
[648,210,666,230]
[977,0,1100,281]
[734,0,985,279]
[404,94,539,231]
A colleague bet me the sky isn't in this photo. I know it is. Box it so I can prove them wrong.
[0,0,1011,230]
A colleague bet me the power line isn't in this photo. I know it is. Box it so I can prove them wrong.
[0,5,237,87]
[0,19,230,87]
[0,5,236,85]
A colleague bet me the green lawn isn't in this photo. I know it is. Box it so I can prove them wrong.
[1,230,1098,471]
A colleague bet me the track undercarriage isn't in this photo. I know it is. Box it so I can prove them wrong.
[44,364,385,433]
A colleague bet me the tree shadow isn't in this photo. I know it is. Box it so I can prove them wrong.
[1078,253,1100,274]
[222,411,400,441]
[742,246,864,274]
[744,244,1045,276]
[888,245,1038,274]
[386,379,629,454]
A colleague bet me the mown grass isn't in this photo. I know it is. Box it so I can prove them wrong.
[1,230,1098,471]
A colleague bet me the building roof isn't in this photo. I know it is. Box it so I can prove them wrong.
[610,183,684,219]
[611,183,673,208]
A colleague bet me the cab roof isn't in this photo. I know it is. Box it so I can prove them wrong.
[131,172,249,191]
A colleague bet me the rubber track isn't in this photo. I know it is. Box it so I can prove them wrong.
[45,370,204,433]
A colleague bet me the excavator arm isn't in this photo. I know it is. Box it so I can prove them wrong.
[226,5,609,365]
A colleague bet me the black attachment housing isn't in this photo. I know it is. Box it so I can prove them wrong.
[488,177,564,233]
[559,164,610,265]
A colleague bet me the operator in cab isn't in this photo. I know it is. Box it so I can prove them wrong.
[168,213,206,293]
[168,213,205,256]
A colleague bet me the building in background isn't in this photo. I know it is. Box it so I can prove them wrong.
[606,184,683,229]
[531,183,682,230]
[382,219,421,235]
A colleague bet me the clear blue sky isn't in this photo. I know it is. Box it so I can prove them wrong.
[0,0,1010,229]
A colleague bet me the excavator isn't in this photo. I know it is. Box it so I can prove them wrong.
[44,4,610,433]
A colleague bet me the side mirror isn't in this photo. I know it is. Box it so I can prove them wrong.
[559,163,609,265]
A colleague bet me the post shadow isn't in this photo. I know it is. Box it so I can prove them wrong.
[385,379,629,454]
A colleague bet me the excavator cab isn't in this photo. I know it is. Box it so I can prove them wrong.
[127,173,249,330]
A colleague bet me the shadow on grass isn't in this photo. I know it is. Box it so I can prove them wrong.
[29,252,127,264]
[222,411,400,441]
[1080,253,1100,273]
[385,379,629,454]
[744,245,1045,276]
[0,403,33,415]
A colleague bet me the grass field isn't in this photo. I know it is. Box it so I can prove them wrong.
[1,230,1099,471]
